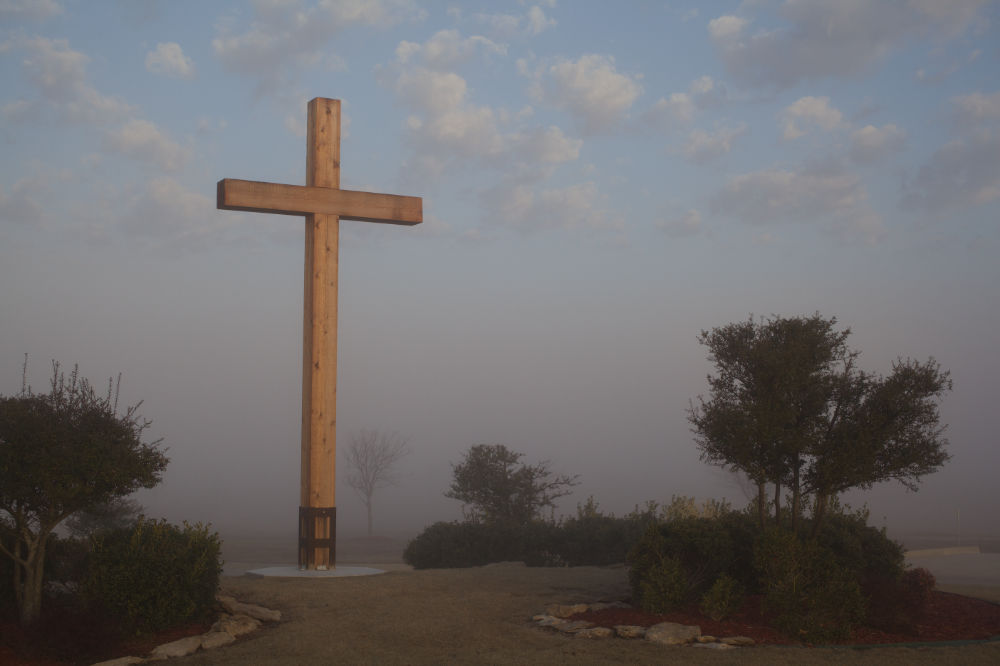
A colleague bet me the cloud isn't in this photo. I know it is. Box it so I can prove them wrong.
[0,174,47,227]
[642,76,727,129]
[707,14,748,40]
[780,96,845,140]
[14,36,132,123]
[645,93,695,125]
[708,1,989,89]
[712,159,886,243]
[528,54,643,133]
[683,124,748,164]
[902,130,1000,213]
[952,90,1000,124]
[525,5,556,35]
[849,124,906,164]
[104,119,191,171]
[395,29,505,69]
[514,125,582,164]
[657,209,702,237]
[213,0,422,92]
[145,42,195,79]
[0,0,62,20]
[118,177,227,245]
[471,5,556,39]
[480,179,623,232]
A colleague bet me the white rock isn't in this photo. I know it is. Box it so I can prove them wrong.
[576,626,614,639]
[614,625,646,639]
[200,631,237,650]
[555,620,594,634]
[216,594,281,622]
[212,613,262,638]
[645,621,701,646]
[149,635,202,660]
[720,635,755,646]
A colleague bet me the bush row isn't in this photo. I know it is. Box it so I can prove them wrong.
[627,509,930,642]
[403,512,655,569]
[2,518,221,636]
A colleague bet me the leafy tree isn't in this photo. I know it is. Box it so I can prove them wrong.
[688,314,951,533]
[65,497,144,539]
[0,360,168,625]
[445,444,578,525]
[344,429,410,536]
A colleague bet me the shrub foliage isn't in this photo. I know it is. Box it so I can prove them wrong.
[83,518,222,634]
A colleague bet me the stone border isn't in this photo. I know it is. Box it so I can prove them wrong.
[91,595,281,665]
[532,602,755,650]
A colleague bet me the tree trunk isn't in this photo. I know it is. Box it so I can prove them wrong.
[773,482,781,527]
[366,497,373,537]
[791,463,801,534]
[810,493,828,538]
[756,483,766,530]
[17,537,46,626]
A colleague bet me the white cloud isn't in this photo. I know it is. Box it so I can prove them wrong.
[525,6,556,35]
[0,0,62,20]
[395,29,505,69]
[781,96,845,140]
[145,42,195,79]
[952,91,1000,124]
[642,76,726,130]
[708,2,989,89]
[849,124,906,164]
[646,93,695,125]
[529,54,643,133]
[119,177,221,244]
[0,174,47,226]
[394,66,468,114]
[481,179,623,232]
[514,125,582,164]
[104,119,191,171]
[17,36,132,122]
[213,0,422,92]
[683,124,748,164]
[712,160,886,243]
[707,14,747,40]
[903,130,1000,212]
[657,209,702,237]
[471,5,555,39]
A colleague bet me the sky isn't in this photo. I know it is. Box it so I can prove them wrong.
[1,0,998,545]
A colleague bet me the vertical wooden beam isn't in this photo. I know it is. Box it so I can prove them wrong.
[302,98,340,569]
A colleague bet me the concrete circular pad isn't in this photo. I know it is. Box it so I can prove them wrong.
[246,566,385,578]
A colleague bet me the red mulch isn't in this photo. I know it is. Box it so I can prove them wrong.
[0,605,212,666]
[568,591,1000,646]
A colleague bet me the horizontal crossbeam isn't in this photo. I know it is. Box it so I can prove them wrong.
[217,178,422,225]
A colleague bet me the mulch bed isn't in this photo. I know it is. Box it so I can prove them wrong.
[568,591,1000,646]
[0,604,211,666]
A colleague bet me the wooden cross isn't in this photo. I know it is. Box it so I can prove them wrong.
[217,98,422,569]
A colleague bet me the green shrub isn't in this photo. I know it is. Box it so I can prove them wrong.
[699,573,744,621]
[754,528,865,642]
[638,556,688,613]
[83,518,221,634]
[628,514,746,610]
[403,521,546,568]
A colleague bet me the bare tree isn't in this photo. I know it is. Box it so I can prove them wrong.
[344,429,410,536]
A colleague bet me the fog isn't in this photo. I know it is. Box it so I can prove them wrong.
[2,3,998,554]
